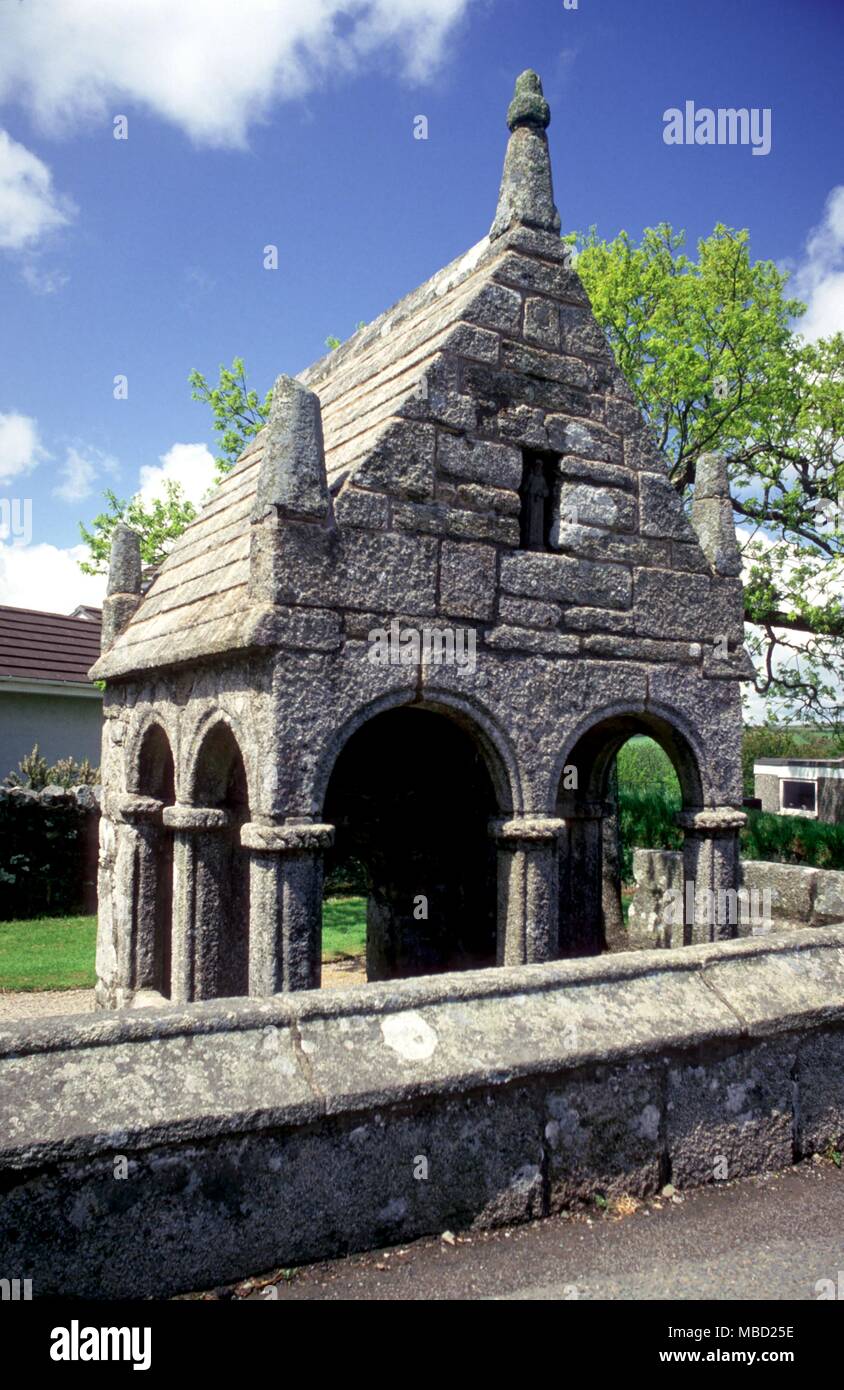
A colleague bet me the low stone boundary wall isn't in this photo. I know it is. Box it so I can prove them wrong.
[1,929,843,1298]
[0,784,100,919]
[629,849,844,947]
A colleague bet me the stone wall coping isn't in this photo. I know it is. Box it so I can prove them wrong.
[161,805,235,832]
[240,822,335,853]
[2,928,843,1169]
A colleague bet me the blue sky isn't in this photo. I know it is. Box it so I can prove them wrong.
[0,0,842,609]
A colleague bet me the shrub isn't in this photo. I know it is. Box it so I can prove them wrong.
[4,744,100,790]
[741,810,844,870]
[617,788,683,882]
[616,738,678,795]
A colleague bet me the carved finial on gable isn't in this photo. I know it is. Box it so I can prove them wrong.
[252,375,331,523]
[490,71,561,241]
[691,453,742,577]
[101,522,142,651]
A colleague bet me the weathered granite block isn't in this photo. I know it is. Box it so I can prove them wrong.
[272,526,439,615]
[796,1028,844,1155]
[485,626,580,656]
[639,472,698,541]
[437,433,523,489]
[555,481,636,533]
[502,551,632,608]
[633,568,711,640]
[353,422,436,500]
[546,416,623,465]
[666,1040,796,1186]
[334,487,390,529]
[439,541,498,620]
[545,1061,664,1207]
[524,296,560,350]
[499,594,562,628]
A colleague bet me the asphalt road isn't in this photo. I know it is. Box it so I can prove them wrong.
[222,1159,844,1302]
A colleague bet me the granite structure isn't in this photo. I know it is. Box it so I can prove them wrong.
[3,72,843,1304]
[91,71,755,1011]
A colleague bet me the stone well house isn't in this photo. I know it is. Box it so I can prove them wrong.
[91,72,754,1010]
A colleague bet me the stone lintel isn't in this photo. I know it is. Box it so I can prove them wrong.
[240,822,335,853]
[162,805,235,833]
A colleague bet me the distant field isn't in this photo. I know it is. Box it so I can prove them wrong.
[0,896,368,993]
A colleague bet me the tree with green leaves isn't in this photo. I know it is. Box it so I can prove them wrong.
[79,357,271,575]
[79,344,355,574]
[572,223,844,744]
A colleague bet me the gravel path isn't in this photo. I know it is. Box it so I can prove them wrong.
[0,988,95,1022]
[0,957,366,1023]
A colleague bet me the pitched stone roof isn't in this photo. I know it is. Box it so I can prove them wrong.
[92,69,726,685]
[91,232,542,679]
[0,604,102,686]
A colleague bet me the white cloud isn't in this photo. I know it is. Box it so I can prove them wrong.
[0,411,47,484]
[0,541,106,611]
[53,445,117,503]
[0,1,473,149]
[20,259,70,294]
[795,185,844,341]
[138,442,217,508]
[0,128,75,250]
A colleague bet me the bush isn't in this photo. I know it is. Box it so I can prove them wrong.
[616,737,678,795]
[617,788,682,881]
[4,744,100,790]
[741,810,844,870]
[324,855,369,897]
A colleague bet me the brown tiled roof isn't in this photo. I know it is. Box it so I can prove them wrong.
[0,605,102,686]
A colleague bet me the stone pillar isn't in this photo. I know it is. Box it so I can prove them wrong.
[110,793,168,995]
[601,804,626,951]
[163,805,234,1003]
[240,821,335,995]
[559,802,610,957]
[677,807,747,945]
[490,817,566,965]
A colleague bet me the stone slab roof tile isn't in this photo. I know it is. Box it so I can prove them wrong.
[92,236,523,680]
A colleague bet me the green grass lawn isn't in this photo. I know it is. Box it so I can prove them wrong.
[0,915,98,991]
[0,897,368,992]
[321,896,366,960]
[1,893,637,991]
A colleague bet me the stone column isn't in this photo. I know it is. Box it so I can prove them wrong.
[676,807,747,945]
[489,816,566,965]
[110,793,168,994]
[241,821,335,994]
[559,801,610,957]
[163,805,234,1003]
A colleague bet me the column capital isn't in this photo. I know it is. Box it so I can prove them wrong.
[109,793,163,826]
[676,807,747,834]
[489,815,566,846]
[162,804,235,832]
[240,821,335,853]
